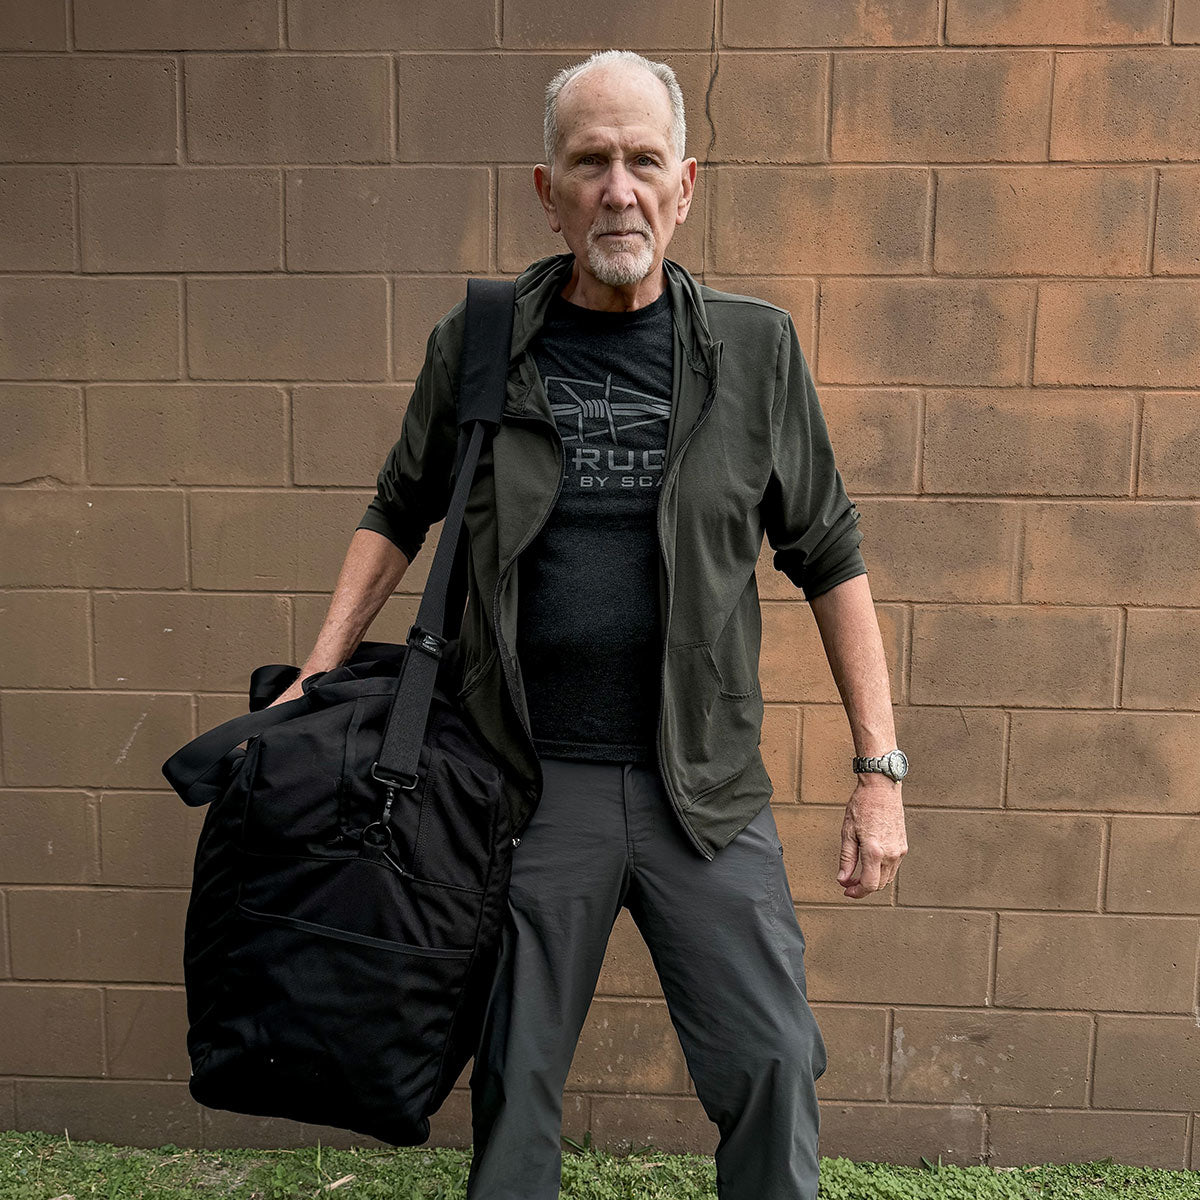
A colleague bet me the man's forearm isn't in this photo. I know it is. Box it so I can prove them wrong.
[300,528,411,674]
[807,572,898,760]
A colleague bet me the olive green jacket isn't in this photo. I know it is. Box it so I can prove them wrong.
[358,251,867,860]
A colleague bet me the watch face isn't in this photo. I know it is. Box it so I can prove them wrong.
[889,750,909,779]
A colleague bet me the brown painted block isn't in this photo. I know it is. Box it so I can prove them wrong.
[803,703,1007,810]
[760,702,801,803]
[393,275,476,379]
[8,887,189,982]
[15,1079,201,1148]
[186,54,390,163]
[1035,281,1200,387]
[105,985,190,1079]
[0,0,66,49]
[832,51,1052,162]
[80,167,280,272]
[88,385,287,485]
[287,167,490,272]
[589,1094,713,1154]
[504,0,711,48]
[711,166,927,274]
[724,0,938,47]
[995,913,1197,1011]
[911,604,1118,707]
[0,384,84,482]
[187,275,388,381]
[74,0,278,49]
[1022,501,1200,605]
[294,384,413,487]
[0,792,95,883]
[761,599,902,704]
[398,53,586,163]
[289,0,495,49]
[596,908,666,999]
[1155,168,1200,273]
[850,498,1019,603]
[1094,1015,1200,1109]
[0,984,103,1075]
[807,387,920,496]
[567,997,690,1093]
[890,1007,1091,1105]
[813,1004,889,1100]
[817,278,1033,386]
[1008,711,1200,813]
[0,591,90,687]
[817,1100,985,1165]
[1108,816,1200,914]
[0,55,176,163]
[1139,392,1200,497]
[190,489,392,591]
[1052,49,1200,161]
[0,277,179,380]
[1179,0,1200,41]
[703,276,817,348]
[900,811,1103,910]
[989,1108,1188,1169]
[0,489,186,588]
[100,792,207,887]
[946,0,1168,45]
[1124,609,1200,710]
[924,389,1137,496]
[801,907,992,1004]
[0,168,74,269]
[94,592,290,691]
[0,691,192,789]
[706,55,827,163]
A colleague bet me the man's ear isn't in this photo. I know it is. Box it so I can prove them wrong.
[533,164,562,234]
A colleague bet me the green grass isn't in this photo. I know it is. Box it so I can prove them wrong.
[1,1129,1196,1199]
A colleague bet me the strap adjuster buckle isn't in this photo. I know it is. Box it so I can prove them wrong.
[406,624,446,661]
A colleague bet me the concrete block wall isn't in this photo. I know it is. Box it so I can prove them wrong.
[1,0,1199,1170]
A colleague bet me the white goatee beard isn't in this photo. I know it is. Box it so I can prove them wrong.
[586,229,656,286]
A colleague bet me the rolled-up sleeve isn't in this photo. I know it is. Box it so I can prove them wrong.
[761,314,867,602]
[356,322,460,565]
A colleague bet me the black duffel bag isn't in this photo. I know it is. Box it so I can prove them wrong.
[160,278,518,1146]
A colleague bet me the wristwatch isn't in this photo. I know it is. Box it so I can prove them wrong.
[852,749,909,782]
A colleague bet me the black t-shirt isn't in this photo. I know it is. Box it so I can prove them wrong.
[516,285,674,763]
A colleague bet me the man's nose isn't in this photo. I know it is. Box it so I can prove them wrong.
[601,162,638,207]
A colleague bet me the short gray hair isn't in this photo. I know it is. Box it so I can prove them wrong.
[543,50,687,168]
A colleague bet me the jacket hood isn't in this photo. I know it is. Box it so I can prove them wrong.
[509,250,717,371]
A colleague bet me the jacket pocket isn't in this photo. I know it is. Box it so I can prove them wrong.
[456,646,498,700]
[665,642,764,805]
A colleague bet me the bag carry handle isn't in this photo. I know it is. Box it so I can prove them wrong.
[161,278,516,807]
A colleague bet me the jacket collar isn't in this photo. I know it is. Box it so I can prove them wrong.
[509,250,718,374]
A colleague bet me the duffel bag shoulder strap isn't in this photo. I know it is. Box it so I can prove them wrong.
[371,278,514,800]
[160,278,515,810]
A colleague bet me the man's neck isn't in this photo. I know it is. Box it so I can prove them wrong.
[559,260,666,313]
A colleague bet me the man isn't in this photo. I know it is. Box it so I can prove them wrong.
[273,48,907,1200]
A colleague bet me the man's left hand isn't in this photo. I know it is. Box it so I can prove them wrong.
[837,779,908,899]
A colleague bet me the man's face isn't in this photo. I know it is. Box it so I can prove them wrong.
[534,65,696,294]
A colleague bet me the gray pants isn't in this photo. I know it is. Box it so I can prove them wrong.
[465,756,827,1199]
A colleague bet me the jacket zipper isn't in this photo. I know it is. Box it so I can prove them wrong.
[492,411,566,847]
[655,345,723,862]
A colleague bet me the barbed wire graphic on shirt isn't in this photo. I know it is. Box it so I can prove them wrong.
[545,373,671,445]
